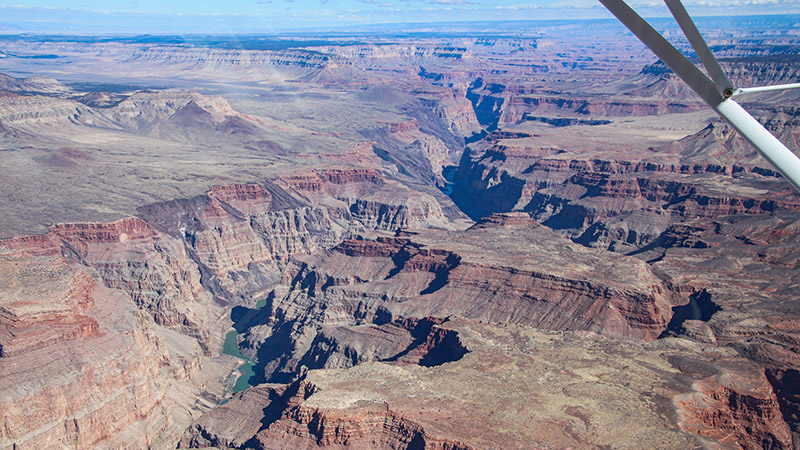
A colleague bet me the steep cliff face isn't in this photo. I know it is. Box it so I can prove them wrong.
[450,118,800,252]
[353,85,475,186]
[0,246,219,450]
[0,267,99,358]
[724,60,800,90]
[499,94,703,125]
[4,217,216,342]
[3,28,799,450]
[647,211,800,444]
[237,213,674,383]
[424,89,482,137]
[181,376,475,450]
[674,370,793,449]
[666,108,800,167]
[627,60,800,102]
[277,168,451,231]
[138,181,343,305]
[464,79,704,131]
[186,319,786,449]
[180,320,469,450]
[253,404,476,450]
[0,167,454,449]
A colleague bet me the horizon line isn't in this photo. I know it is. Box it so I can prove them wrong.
[1,13,799,37]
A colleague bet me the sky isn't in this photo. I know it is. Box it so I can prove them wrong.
[1,0,799,34]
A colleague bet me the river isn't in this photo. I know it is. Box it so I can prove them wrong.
[222,297,267,394]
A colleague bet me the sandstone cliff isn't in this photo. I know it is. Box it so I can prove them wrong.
[0,167,454,449]
[0,244,229,449]
[236,213,675,383]
[277,167,451,231]
[184,319,790,449]
[2,24,799,450]
[450,116,800,253]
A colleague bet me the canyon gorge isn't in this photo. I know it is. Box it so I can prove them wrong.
[1,16,800,449]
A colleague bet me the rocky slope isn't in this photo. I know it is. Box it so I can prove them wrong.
[0,233,231,449]
[0,87,255,144]
[645,211,800,446]
[182,318,794,449]
[0,73,69,94]
[0,72,477,238]
[0,167,453,449]
[233,213,676,384]
[440,77,800,449]
[2,22,800,450]
[276,167,451,231]
[450,109,800,253]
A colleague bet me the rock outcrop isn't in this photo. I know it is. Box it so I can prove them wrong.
[237,213,675,383]
[674,369,793,449]
[138,182,342,305]
[0,167,453,449]
[450,116,800,252]
[2,20,800,450]
[5,217,217,343]
[185,319,789,449]
[0,245,224,449]
[645,211,800,445]
[277,168,451,231]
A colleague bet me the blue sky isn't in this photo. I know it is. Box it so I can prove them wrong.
[1,0,799,33]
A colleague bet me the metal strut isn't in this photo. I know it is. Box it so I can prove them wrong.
[599,0,800,193]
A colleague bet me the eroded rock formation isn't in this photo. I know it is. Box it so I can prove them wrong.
[0,167,453,449]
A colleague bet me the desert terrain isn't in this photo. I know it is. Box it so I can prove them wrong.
[1,16,800,449]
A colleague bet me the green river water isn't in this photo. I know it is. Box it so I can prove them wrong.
[222,298,267,394]
[222,330,256,394]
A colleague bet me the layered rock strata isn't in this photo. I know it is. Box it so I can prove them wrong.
[0,167,450,449]
[237,213,676,383]
[648,211,800,445]
[0,246,224,449]
[184,319,792,449]
[450,113,800,252]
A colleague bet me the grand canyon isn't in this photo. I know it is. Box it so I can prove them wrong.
[1,14,800,450]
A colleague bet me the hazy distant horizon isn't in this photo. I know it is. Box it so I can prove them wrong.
[2,1,799,34]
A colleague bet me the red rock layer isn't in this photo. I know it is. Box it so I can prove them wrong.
[0,270,99,357]
[0,252,199,450]
[181,375,475,450]
[498,94,704,124]
[207,184,273,215]
[243,214,674,383]
[451,136,800,251]
[278,167,449,230]
[10,218,211,333]
[255,406,475,450]
[312,216,673,340]
[675,370,793,449]
[0,170,453,448]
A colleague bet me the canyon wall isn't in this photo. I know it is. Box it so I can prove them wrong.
[0,167,453,449]
[234,213,676,383]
